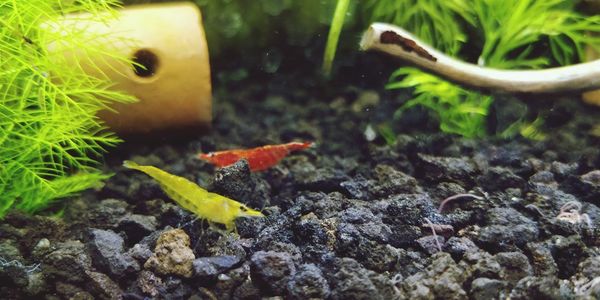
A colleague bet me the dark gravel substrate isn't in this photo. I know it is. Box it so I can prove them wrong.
[1,79,600,299]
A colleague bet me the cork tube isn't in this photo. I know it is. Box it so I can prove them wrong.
[52,2,212,133]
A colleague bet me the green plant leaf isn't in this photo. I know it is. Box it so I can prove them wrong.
[323,0,350,76]
[0,0,135,218]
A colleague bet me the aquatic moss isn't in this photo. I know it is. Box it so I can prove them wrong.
[0,0,135,217]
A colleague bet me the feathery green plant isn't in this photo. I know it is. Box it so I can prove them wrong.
[386,68,493,138]
[0,0,136,217]
[363,0,600,138]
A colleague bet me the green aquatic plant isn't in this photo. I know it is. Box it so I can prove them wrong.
[386,68,493,138]
[0,0,135,217]
[364,0,600,138]
[470,0,600,68]
[322,0,350,76]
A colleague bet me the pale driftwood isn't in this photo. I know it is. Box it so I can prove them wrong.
[360,23,600,94]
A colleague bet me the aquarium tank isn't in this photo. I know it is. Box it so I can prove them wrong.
[1,0,600,299]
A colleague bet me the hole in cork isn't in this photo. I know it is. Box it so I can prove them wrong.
[132,49,159,78]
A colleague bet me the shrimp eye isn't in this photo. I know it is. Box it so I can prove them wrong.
[240,206,248,212]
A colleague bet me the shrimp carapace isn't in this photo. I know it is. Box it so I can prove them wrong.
[123,160,264,231]
[198,141,314,172]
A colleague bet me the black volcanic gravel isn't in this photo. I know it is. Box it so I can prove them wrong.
[1,80,600,299]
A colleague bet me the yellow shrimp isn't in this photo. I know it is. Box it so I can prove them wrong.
[123,161,264,231]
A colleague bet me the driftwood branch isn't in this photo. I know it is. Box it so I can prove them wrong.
[360,23,600,94]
